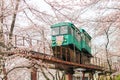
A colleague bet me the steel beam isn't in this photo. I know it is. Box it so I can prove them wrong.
[9,51,103,71]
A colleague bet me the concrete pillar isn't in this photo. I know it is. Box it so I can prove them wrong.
[82,72,85,80]
[98,73,102,80]
[65,69,74,80]
[65,73,73,80]
[93,72,99,80]
[113,75,116,80]
[31,68,37,80]
[89,72,94,80]
[3,67,7,80]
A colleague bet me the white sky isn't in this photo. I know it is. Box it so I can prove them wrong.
[28,0,54,15]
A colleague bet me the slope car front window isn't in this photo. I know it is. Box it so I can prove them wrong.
[60,26,68,34]
[52,27,59,35]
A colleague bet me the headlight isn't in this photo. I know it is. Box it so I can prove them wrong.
[52,39,56,44]
[64,37,67,42]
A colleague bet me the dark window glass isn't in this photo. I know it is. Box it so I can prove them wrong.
[77,33,81,41]
[52,27,59,35]
[85,36,91,47]
[60,26,68,34]
[81,33,85,40]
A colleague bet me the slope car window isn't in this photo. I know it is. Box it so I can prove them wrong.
[68,27,73,35]
[75,30,81,41]
[77,33,81,41]
[60,26,68,34]
[75,31,77,40]
[81,33,85,40]
[52,27,59,35]
[85,37,91,47]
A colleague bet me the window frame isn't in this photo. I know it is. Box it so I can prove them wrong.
[81,33,85,41]
[52,27,60,36]
[68,27,74,36]
[85,36,91,47]
[77,32,81,41]
[60,26,68,35]
[75,29,81,42]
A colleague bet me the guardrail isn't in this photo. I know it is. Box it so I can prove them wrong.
[91,57,116,71]
[4,34,51,54]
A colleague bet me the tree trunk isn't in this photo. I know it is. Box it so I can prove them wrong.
[0,0,5,52]
[8,0,20,49]
[105,27,112,80]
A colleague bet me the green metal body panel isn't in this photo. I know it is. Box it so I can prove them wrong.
[80,40,91,54]
[80,29,91,54]
[52,34,81,51]
[51,22,91,54]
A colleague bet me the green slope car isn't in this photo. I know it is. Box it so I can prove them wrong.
[51,22,91,54]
